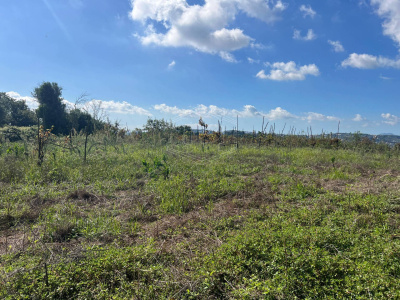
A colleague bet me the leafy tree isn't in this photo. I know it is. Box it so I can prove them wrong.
[0,92,36,127]
[9,99,36,126]
[144,118,174,134]
[33,82,67,134]
[0,94,7,126]
[176,125,192,135]
[67,108,94,134]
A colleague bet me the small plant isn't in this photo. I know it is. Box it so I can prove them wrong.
[331,156,336,168]
[6,144,25,157]
[142,155,170,179]
[37,123,54,166]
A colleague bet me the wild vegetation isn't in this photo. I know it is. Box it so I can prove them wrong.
[1,82,400,298]
[1,117,400,299]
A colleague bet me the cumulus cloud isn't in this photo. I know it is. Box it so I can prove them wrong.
[303,112,339,123]
[256,61,320,81]
[87,99,152,116]
[219,51,238,63]
[168,60,176,69]
[344,1,400,71]
[371,0,400,47]
[265,107,296,120]
[154,103,343,124]
[155,103,301,120]
[8,91,152,117]
[299,4,316,18]
[6,91,76,110]
[381,113,399,125]
[352,114,365,121]
[154,103,264,118]
[293,29,316,41]
[328,40,345,52]
[6,91,38,109]
[130,0,286,59]
[341,53,400,69]
[153,104,197,117]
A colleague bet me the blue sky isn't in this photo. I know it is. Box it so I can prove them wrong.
[1,0,400,134]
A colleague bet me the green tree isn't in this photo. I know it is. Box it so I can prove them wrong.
[67,108,94,133]
[9,99,36,126]
[0,94,8,126]
[0,92,36,127]
[144,118,174,134]
[33,82,67,134]
[176,125,192,135]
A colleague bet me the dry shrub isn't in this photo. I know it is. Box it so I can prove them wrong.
[45,220,77,243]
[68,190,98,203]
[0,214,15,230]
[0,156,24,183]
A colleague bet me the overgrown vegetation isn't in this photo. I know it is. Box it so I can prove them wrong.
[1,84,400,298]
[1,121,400,299]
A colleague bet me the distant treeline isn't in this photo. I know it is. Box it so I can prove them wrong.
[0,83,106,135]
[2,82,400,152]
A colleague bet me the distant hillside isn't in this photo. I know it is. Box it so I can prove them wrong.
[189,129,400,146]
[337,133,400,146]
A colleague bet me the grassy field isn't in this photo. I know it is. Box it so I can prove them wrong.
[1,132,400,299]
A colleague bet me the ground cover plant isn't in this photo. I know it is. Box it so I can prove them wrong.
[1,127,400,299]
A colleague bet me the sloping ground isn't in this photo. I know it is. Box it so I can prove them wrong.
[1,144,400,299]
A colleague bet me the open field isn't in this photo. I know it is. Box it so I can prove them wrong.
[1,132,400,299]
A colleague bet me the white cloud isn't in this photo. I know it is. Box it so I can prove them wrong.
[256,61,320,81]
[300,4,316,18]
[341,53,400,69]
[154,103,299,120]
[6,91,77,110]
[328,40,345,52]
[63,100,76,110]
[219,51,238,63]
[247,57,260,64]
[86,100,152,116]
[381,113,399,125]
[352,114,365,121]
[168,60,176,69]
[379,74,392,79]
[154,103,344,124]
[265,107,296,120]
[303,112,340,123]
[371,0,400,47]
[154,104,197,117]
[130,0,286,58]
[250,42,271,50]
[240,105,263,117]
[340,1,400,72]
[6,91,38,109]
[293,29,316,41]
[154,103,263,118]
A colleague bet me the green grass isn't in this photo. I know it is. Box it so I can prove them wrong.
[1,136,400,299]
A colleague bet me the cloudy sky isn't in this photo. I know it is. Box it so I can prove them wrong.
[1,0,400,134]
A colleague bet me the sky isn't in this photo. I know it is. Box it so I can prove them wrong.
[1,0,400,134]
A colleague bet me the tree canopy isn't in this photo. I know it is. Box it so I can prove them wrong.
[33,82,67,134]
[0,93,36,127]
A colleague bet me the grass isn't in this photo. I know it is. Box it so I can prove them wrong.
[1,135,400,299]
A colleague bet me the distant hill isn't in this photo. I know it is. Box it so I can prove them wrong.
[335,133,400,146]
[189,129,400,146]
